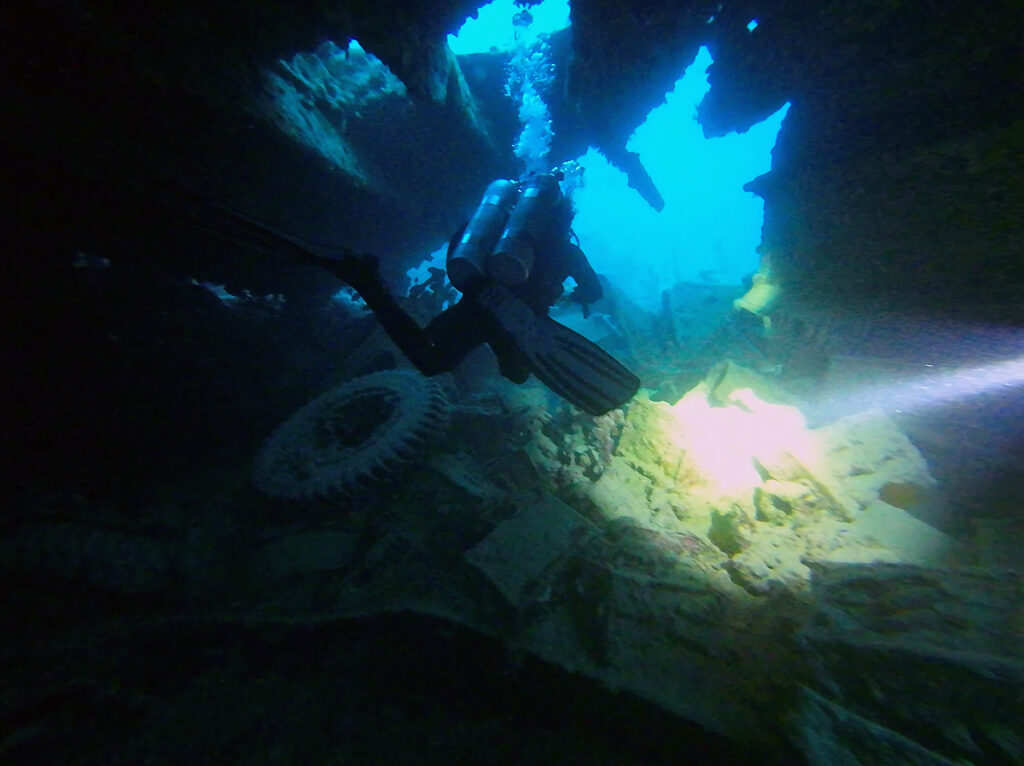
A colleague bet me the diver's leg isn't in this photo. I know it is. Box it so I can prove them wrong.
[489,335,531,383]
[296,251,434,372]
[353,280,486,376]
[358,285,450,375]
[418,299,490,373]
[304,252,485,375]
[426,294,531,383]
[303,250,382,290]
[167,192,469,374]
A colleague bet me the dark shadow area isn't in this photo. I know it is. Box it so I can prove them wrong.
[1,607,801,765]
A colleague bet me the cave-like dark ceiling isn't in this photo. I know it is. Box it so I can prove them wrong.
[2,0,1021,312]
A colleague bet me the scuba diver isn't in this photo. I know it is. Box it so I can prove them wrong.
[196,168,640,415]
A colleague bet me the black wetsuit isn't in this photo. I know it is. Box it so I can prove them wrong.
[357,232,603,382]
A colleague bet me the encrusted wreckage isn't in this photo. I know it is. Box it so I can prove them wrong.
[4,364,1020,761]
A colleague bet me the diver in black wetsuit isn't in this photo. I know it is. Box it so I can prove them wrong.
[321,171,604,384]
[255,167,639,414]
[161,167,635,412]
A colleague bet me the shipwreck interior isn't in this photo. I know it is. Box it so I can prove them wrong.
[1,0,1022,763]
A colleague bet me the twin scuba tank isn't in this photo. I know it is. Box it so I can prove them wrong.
[447,173,565,293]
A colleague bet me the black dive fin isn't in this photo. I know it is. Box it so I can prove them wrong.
[531,316,642,415]
[153,182,370,274]
[478,285,641,415]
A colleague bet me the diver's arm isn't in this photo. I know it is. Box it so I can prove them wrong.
[566,242,603,305]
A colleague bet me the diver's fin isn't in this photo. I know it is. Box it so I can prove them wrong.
[478,285,641,415]
[154,181,378,281]
[530,316,642,415]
